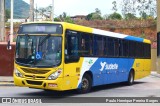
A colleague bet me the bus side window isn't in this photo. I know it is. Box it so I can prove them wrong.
[144,43,151,58]
[65,30,80,63]
[114,38,119,57]
[108,37,114,57]
[98,36,103,56]
[119,40,123,57]
[129,41,136,58]
[123,40,129,57]
[80,33,91,56]
[93,35,102,56]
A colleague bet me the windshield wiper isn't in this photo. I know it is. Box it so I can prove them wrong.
[38,34,51,46]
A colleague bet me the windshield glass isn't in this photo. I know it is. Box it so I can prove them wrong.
[15,35,62,67]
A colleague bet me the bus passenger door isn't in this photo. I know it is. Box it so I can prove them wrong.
[63,30,81,90]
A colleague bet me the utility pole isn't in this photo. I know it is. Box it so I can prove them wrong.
[0,0,5,41]
[52,0,54,21]
[29,0,34,22]
[10,0,14,42]
[157,0,160,74]
[36,4,37,21]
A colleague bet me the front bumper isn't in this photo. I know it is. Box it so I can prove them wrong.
[14,74,64,91]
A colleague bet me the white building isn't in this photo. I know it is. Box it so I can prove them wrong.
[34,13,50,22]
[7,19,27,23]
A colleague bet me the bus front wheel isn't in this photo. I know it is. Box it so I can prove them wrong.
[78,74,92,93]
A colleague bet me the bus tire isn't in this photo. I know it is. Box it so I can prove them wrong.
[127,70,134,85]
[78,74,92,93]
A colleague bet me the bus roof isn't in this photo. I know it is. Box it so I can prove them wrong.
[22,22,151,44]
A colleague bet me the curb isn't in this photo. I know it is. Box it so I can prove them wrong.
[0,81,14,86]
[150,74,160,78]
[0,84,14,86]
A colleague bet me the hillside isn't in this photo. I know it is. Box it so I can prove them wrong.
[5,0,30,18]
[75,19,156,48]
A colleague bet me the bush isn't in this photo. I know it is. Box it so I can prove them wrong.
[108,12,122,20]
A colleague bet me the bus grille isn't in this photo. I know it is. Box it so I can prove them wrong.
[21,68,50,74]
[26,80,43,85]
[25,75,46,79]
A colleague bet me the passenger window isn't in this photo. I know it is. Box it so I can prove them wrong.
[107,37,114,56]
[114,38,119,57]
[80,33,91,56]
[65,30,80,63]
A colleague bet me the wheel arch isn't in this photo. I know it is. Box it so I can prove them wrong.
[77,70,93,93]
[83,70,93,85]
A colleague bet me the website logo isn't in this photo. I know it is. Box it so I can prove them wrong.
[2,98,11,103]
[100,62,118,71]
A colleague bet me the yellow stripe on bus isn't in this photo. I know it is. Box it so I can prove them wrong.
[143,39,151,44]
[63,23,93,34]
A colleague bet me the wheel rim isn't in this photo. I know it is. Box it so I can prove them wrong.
[82,78,89,90]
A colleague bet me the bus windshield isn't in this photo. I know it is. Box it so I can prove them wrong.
[15,35,62,68]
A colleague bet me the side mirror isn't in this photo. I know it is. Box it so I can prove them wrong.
[7,40,12,50]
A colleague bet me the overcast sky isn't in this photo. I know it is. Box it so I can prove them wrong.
[23,0,121,16]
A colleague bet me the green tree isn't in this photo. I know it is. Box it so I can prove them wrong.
[136,0,153,19]
[137,0,146,16]
[62,12,67,18]
[38,7,46,17]
[86,13,102,20]
[124,13,137,20]
[121,0,137,18]
[113,0,156,19]
[141,12,148,19]
[146,0,156,17]
[95,8,101,15]
[86,13,94,20]
[112,1,117,12]
[64,16,74,23]
[121,0,131,16]
[55,12,74,23]
[108,12,122,20]
[54,17,61,22]
[91,13,103,20]
[5,9,10,22]
[86,8,102,20]
[46,5,52,19]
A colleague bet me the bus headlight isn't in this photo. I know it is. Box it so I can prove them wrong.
[14,68,23,77]
[48,70,62,80]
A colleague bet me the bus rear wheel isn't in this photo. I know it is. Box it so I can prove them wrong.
[127,70,134,85]
[78,74,92,93]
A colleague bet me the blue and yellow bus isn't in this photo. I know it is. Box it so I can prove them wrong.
[14,22,151,93]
